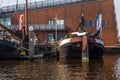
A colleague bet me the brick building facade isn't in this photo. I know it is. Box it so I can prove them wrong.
[0,0,118,46]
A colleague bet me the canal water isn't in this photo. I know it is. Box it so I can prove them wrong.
[0,53,120,80]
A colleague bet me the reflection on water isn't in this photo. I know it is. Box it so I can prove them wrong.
[58,59,105,80]
[114,57,120,80]
[111,53,120,80]
[0,53,120,80]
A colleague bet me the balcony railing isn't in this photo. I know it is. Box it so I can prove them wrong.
[33,24,65,31]
[7,24,65,31]
[1,0,99,13]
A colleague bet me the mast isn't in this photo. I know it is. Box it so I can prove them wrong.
[76,13,85,32]
[76,2,85,32]
[25,0,28,35]
[55,15,58,42]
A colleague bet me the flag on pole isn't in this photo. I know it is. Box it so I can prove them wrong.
[19,14,24,31]
[96,14,102,31]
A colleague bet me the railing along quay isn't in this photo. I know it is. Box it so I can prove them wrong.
[104,46,120,53]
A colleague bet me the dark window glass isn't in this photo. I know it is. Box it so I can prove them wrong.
[102,20,106,27]
[84,20,88,27]
[48,20,54,28]
[88,20,93,27]
[84,20,93,27]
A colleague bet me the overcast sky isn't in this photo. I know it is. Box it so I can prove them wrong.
[114,0,120,38]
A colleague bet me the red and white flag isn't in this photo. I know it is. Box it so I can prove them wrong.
[19,14,24,31]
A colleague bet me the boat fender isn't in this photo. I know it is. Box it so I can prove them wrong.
[20,51,26,56]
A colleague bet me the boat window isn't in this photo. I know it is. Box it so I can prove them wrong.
[0,30,2,34]
[72,34,78,37]
[64,33,78,38]
[64,35,69,38]
[64,34,71,38]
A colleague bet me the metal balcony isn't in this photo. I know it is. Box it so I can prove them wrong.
[7,24,65,31]
[1,0,99,14]
[33,24,65,31]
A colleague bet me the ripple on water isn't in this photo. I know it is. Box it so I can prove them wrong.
[0,54,120,80]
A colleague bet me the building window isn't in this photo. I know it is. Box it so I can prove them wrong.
[5,18,11,25]
[84,20,106,28]
[0,17,11,26]
[84,20,88,27]
[88,20,93,27]
[94,20,106,28]
[102,20,106,28]
[57,33,64,40]
[84,20,93,27]
[56,19,64,29]
[47,33,54,42]
[47,33,64,42]
[0,19,5,25]
[48,20,54,29]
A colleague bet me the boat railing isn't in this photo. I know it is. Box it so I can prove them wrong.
[0,35,3,40]
[1,35,21,45]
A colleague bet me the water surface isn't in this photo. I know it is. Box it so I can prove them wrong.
[0,53,120,80]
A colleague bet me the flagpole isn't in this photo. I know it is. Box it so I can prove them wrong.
[55,15,57,43]
[100,14,102,39]
[101,24,102,39]
[25,0,28,36]
[22,26,25,39]
[19,14,24,39]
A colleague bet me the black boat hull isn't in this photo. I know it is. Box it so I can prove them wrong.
[59,44,82,59]
[89,43,104,59]
[0,51,21,59]
[59,43,104,59]
[0,40,21,59]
